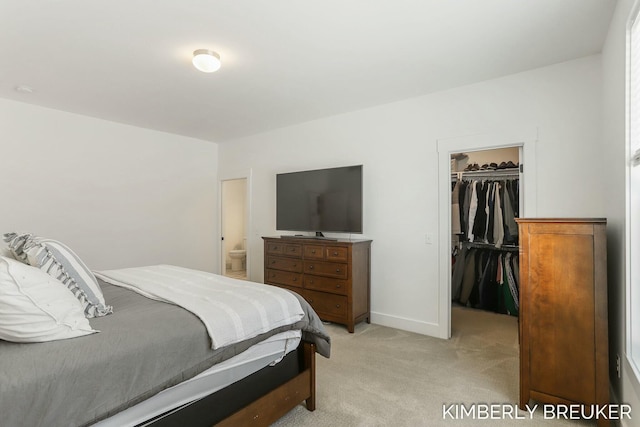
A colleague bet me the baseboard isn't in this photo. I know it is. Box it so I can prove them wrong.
[370,312,444,338]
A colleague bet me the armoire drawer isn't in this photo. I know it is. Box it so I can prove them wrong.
[266,256,303,273]
[304,290,347,318]
[304,261,348,279]
[304,275,348,296]
[265,269,303,289]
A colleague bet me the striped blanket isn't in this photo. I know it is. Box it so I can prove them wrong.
[95,265,305,349]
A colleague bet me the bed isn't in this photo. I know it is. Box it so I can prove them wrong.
[0,235,331,427]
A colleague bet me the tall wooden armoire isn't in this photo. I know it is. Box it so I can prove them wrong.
[516,218,609,426]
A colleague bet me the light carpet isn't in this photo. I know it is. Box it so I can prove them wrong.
[272,306,594,427]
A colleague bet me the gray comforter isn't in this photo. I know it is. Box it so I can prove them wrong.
[0,281,330,427]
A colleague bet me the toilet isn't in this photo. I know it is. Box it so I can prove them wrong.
[229,249,246,271]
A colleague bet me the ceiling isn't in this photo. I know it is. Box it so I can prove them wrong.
[0,0,617,143]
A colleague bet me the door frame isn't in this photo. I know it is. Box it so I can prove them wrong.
[436,129,538,339]
[219,169,253,280]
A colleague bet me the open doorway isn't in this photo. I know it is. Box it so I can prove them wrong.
[450,147,521,335]
[436,130,538,339]
[221,178,248,280]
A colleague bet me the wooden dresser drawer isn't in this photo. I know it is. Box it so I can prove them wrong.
[265,269,303,289]
[303,245,325,260]
[266,242,284,255]
[266,242,302,257]
[304,275,347,296]
[266,256,303,273]
[304,245,349,262]
[305,290,347,318]
[304,261,348,279]
[325,246,348,262]
[282,243,302,257]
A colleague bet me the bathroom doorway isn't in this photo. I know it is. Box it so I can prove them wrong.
[221,178,248,280]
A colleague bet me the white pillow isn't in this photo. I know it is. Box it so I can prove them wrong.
[4,232,30,263]
[5,232,113,318]
[0,256,97,343]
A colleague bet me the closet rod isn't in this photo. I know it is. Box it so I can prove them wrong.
[462,241,519,252]
[451,169,520,181]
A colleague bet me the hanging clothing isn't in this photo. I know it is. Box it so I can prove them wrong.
[451,180,462,235]
[452,245,519,317]
[502,182,518,244]
[503,253,519,315]
[452,177,519,248]
[451,245,468,301]
[458,248,477,305]
[472,181,489,242]
[467,181,478,242]
[493,182,505,248]
[451,172,520,317]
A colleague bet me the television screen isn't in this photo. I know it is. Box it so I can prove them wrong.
[276,165,363,233]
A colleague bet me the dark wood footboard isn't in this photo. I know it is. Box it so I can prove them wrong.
[216,341,317,426]
[145,341,317,427]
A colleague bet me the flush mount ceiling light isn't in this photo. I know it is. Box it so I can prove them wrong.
[15,85,34,94]
[192,49,221,73]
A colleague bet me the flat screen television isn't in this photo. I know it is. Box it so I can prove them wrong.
[276,165,363,235]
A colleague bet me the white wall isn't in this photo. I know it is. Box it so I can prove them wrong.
[219,55,604,334]
[0,98,219,272]
[602,0,640,422]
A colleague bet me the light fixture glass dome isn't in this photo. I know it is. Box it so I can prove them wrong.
[192,49,221,73]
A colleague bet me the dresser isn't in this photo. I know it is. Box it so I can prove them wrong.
[262,237,372,333]
[516,218,609,426]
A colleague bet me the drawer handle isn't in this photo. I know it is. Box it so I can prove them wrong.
[290,247,296,251]
[293,263,297,267]
[309,280,314,284]
[311,250,316,254]
[271,260,276,264]
[336,304,341,308]
[336,284,341,288]
[336,268,341,273]
[273,246,278,250]
[333,252,338,256]
[309,265,314,270]
[293,277,297,281]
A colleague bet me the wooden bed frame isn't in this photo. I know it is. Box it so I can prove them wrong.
[216,341,317,426]
[149,341,318,426]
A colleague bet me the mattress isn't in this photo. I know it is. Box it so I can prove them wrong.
[92,329,302,427]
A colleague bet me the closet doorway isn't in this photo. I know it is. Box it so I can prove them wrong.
[450,147,521,334]
[436,130,537,339]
